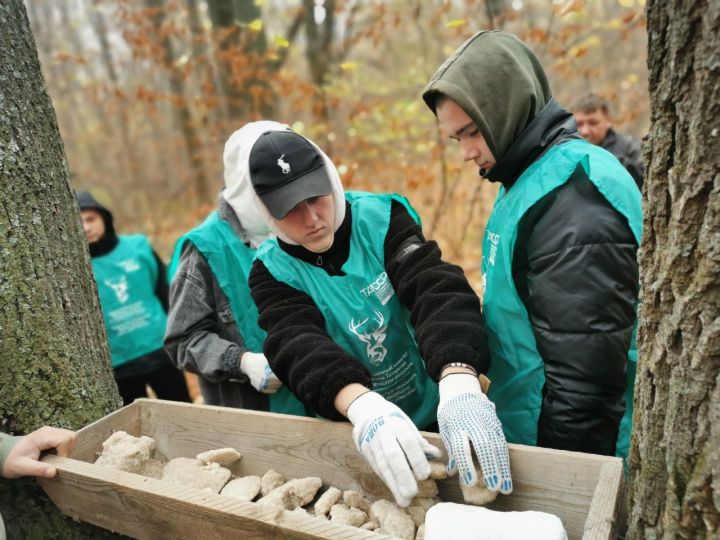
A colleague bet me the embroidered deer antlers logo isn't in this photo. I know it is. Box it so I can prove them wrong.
[277,154,291,174]
[105,276,129,304]
[348,311,388,365]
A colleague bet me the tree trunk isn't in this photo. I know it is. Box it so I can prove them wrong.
[627,1,720,538]
[88,0,138,184]
[0,1,123,537]
[206,0,274,121]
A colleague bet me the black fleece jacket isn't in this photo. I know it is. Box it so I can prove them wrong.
[249,200,490,421]
[490,100,640,456]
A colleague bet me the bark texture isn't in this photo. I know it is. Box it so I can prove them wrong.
[627,1,720,538]
[0,1,123,538]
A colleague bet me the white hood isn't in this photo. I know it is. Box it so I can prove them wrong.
[222,121,281,247]
[222,121,345,247]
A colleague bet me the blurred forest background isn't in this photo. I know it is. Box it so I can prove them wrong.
[27,0,649,291]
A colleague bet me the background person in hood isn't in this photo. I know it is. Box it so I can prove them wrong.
[423,30,642,460]
[165,121,310,416]
[572,92,645,189]
[76,192,191,406]
[247,127,511,508]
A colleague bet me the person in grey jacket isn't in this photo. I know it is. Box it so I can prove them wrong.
[572,93,644,189]
[164,123,286,410]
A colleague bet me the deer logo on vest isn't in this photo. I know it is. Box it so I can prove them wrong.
[348,311,388,365]
[277,155,291,174]
[105,276,129,304]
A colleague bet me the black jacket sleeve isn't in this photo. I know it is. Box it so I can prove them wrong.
[249,261,372,420]
[513,166,639,455]
[621,137,644,190]
[384,200,490,380]
[152,250,170,312]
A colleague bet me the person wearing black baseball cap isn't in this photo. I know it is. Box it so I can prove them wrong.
[245,123,510,508]
[76,191,191,406]
[249,130,334,220]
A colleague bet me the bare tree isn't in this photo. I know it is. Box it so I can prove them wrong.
[88,0,138,181]
[626,0,720,537]
[146,0,210,202]
[206,0,274,119]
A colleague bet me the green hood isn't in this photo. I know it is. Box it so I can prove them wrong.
[423,31,551,162]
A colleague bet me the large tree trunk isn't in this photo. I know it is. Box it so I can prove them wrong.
[0,1,123,537]
[627,1,720,538]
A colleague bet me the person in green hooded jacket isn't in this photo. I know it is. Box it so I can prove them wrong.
[423,31,642,459]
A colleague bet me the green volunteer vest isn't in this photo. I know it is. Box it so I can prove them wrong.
[92,235,167,368]
[168,211,310,417]
[255,192,439,429]
[482,140,642,459]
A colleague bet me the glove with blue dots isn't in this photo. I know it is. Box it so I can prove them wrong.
[437,373,513,494]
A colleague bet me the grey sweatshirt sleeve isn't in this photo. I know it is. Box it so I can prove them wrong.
[0,432,20,476]
[164,243,248,383]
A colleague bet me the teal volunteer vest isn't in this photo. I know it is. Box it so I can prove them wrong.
[169,211,310,416]
[256,192,439,429]
[93,235,167,368]
[482,140,642,458]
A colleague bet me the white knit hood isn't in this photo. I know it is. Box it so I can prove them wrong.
[222,121,345,247]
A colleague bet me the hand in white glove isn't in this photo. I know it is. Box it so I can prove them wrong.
[347,391,441,507]
[437,373,512,494]
[239,352,283,394]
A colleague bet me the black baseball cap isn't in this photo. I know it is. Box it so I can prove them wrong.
[249,131,332,219]
[76,191,109,213]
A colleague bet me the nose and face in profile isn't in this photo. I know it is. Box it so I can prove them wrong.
[276,195,335,253]
[80,209,106,244]
[436,98,497,176]
[574,109,611,146]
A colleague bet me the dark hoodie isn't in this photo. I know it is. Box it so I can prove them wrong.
[76,191,171,378]
[423,31,639,456]
[76,191,119,257]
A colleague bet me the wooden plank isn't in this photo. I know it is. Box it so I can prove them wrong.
[483,445,614,540]
[39,455,392,540]
[136,399,617,539]
[138,399,379,493]
[42,399,623,540]
[71,402,141,462]
[582,460,624,540]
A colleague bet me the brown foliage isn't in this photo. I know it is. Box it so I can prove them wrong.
[26,0,648,288]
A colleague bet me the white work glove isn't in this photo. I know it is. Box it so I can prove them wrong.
[239,352,282,394]
[437,373,513,494]
[347,391,442,507]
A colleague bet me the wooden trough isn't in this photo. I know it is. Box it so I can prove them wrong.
[39,399,624,539]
